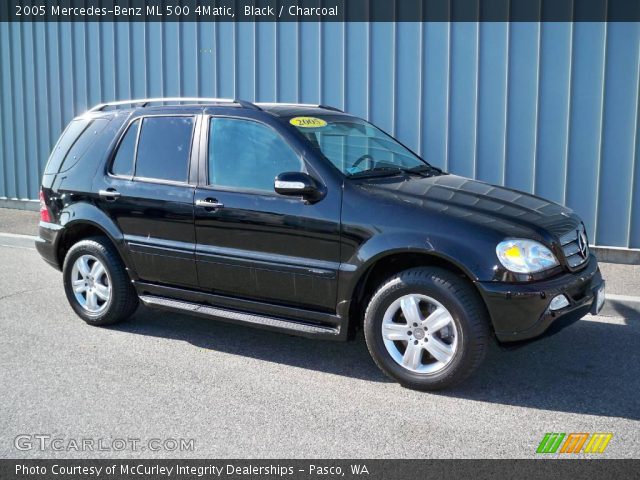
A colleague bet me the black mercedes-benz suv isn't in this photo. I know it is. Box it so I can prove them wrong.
[36,98,605,390]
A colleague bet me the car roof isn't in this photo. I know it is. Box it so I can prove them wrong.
[79,98,348,120]
[254,103,346,118]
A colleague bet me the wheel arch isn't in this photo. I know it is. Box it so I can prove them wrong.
[56,202,133,274]
[345,250,491,339]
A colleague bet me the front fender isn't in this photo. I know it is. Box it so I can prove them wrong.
[337,231,496,315]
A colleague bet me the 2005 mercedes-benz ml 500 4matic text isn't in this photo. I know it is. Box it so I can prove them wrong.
[36,98,605,390]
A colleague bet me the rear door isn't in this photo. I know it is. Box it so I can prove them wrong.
[96,114,199,287]
[193,114,342,311]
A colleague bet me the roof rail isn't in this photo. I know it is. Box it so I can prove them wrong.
[318,104,343,112]
[256,102,343,113]
[88,97,261,112]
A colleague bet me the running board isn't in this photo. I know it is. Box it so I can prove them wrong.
[139,295,342,339]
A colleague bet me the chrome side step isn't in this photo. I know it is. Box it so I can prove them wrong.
[139,295,342,339]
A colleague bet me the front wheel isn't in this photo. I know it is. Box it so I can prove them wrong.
[62,236,138,326]
[364,267,489,390]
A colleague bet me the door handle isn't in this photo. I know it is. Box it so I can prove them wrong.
[99,189,121,200]
[195,198,224,209]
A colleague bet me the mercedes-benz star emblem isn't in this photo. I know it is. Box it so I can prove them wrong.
[577,230,588,258]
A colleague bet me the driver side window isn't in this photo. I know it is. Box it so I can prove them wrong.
[208,118,303,192]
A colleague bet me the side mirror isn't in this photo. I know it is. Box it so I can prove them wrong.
[274,172,323,201]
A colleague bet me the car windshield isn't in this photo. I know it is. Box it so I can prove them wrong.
[289,116,431,177]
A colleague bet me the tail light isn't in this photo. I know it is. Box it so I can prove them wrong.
[39,189,50,222]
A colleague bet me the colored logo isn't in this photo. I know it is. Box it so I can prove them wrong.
[536,432,612,454]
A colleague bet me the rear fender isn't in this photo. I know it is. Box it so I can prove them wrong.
[59,202,137,277]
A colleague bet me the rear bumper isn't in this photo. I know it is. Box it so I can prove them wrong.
[478,254,604,343]
[35,221,64,270]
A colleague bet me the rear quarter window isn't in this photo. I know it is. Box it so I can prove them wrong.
[44,118,110,174]
[110,119,140,177]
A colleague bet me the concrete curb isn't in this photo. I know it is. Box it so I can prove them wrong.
[0,232,37,251]
[591,245,640,265]
[0,198,39,211]
[0,232,638,318]
[600,294,640,318]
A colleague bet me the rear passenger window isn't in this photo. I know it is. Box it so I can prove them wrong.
[110,120,139,177]
[45,118,109,174]
[134,116,194,182]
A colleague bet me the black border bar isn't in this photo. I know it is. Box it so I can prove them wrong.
[1,459,639,480]
[3,0,640,22]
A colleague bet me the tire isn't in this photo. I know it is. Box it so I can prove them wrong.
[363,267,489,391]
[62,236,138,326]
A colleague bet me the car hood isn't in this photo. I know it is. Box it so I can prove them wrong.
[356,173,581,240]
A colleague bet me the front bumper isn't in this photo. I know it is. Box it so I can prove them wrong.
[477,254,604,343]
[35,221,64,270]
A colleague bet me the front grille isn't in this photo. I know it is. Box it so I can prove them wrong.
[559,224,589,269]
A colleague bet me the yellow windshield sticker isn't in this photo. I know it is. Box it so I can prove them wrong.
[289,116,327,128]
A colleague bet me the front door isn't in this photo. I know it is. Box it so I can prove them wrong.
[194,115,341,311]
[97,114,198,287]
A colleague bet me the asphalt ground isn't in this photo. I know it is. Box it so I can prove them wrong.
[0,236,638,459]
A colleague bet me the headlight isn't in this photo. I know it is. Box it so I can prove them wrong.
[496,239,559,273]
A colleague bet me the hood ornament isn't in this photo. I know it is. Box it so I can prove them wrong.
[577,229,588,259]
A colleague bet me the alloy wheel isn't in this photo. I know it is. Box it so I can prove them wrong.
[381,294,458,374]
[70,254,112,314]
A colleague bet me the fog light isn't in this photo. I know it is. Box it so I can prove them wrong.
[549,294,569,311]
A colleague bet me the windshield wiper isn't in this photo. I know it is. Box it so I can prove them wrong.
[349,164,445,179]
[348,166,406,178]
[407,164,445,176]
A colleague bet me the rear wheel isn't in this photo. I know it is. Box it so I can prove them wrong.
[63,237,138,326]
[364,267,489,390]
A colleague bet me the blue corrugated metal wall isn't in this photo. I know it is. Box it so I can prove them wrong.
[1,21,639,248]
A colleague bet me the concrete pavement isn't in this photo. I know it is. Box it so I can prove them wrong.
[0,208,39,236]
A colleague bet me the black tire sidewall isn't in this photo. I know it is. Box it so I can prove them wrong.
[62,238,134,325]
[364,270,480,389]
